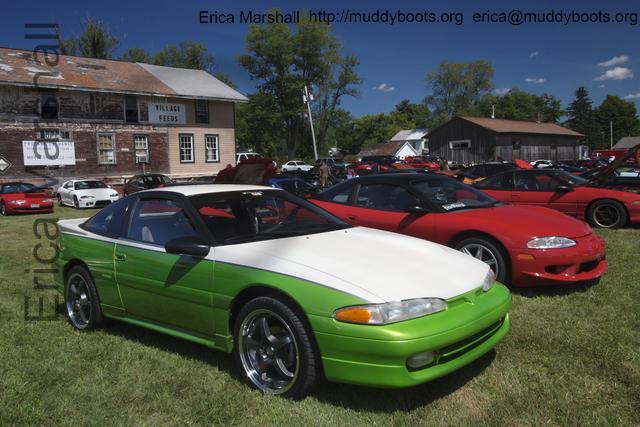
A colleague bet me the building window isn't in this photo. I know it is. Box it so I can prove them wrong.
[449,139,471,149]
[205,134,219,162]
[39,129,70,140]
[134,135,149,164]
[125,95,139,123]
[41,95,58,119]
[195,100,209,124]
[97,132,116,164]
[179,134,194,163]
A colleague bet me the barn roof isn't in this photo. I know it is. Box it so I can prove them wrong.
[613,136,640,150]
[357,141,417,157]
[0,47,247,102]
[456,116,583,137]
[389,129,429,142]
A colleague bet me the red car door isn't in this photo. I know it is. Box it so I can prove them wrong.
[511,171,578,216]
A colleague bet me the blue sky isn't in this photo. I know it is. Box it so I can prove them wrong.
[2,0,640,117]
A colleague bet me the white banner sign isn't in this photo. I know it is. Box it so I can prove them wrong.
[148,102,186,124]
[22,141,76,166]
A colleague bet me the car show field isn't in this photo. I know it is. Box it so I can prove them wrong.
[1,206,638,425]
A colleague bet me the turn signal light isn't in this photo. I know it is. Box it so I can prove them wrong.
[334,307,372,323]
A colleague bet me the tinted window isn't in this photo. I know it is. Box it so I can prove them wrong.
[2,183,37,193]
[355,184,419,211]
[475,173,513,190]
[485,164,514,175]
[82,199,125,237]
[320,182,353,204]
[75,181,108,190]
[413,178,496,211]
[126,198,197,246]
[514,171,564,191]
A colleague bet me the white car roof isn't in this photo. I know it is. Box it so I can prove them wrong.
[150,184,280,197]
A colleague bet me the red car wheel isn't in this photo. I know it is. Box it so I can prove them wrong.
[586,199,628,229]
[454,237,509,283]
[0,201,7,216]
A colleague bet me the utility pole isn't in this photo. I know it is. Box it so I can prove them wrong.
[610,120,613,150]
[302,85,319,161]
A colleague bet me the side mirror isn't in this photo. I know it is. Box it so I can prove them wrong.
[555,185,574,193]
[404,205,430,214]
[165,236,211,258]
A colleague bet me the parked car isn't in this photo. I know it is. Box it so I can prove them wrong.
[580,166,640,193]
[123,173,173,195]
[460,163,517,180]
[281,160,313,172]
[236,152,262,163]
[55,185,511,397]
[530,159,554,168]
[269,175,320,197]
[56,179,120,209]
[474,169,640,228]
[315,157,349,173]
[356,156,398,174]
[0,182,54,215]
[312,173,606,286]
[403,156,440,171]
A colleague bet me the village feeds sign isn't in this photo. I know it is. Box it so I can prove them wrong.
[148,102,186,124]
[22,141,76,166]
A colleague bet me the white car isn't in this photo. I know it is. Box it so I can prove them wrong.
[57,179,120,209]
[236,152,262,163]
[281,160,313,172]
[530,159,553,168]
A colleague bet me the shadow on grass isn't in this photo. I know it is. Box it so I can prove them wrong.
[510,278,600,298]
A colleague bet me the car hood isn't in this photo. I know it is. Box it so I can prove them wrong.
[448,204,593,239]
[74,188,115,197]
[214,226,491,303]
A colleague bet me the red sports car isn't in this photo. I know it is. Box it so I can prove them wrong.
[0,182,55,215]
[404,156,441,171]
[474,169,640,228]
[311,173,606,287]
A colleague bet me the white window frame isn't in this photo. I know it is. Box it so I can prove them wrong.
[179,134,194,163]
[134,134,149,164]
[97,132,116,165]
[449,139,471,150]
[204,134,219,163]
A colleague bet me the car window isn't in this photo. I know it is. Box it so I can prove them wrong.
[355,184,419,211]
[75,181,108,190]
[126,198,197,246]
[64,182,73,189]
[2,183,37,193]
[476,173,513,190]
[513,172,562,191]
[320,182,353,204]
[413,178,496,211]
[82,199,124,237]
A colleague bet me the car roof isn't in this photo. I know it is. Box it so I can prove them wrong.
[149,184,280,196]
[347,172,443,184]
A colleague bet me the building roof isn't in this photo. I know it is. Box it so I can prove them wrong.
[452,116,584,137]
[389,129,429,142]
[357,141,417,157]
[613,136,640,150]
[0,47,247,102]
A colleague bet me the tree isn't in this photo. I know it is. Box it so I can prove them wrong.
[425,60,494,125]
[120,47,150,63]
[60,16,119,59]
[237,11,361,159]
[566,87,599,147]
[471,89,564,123]
[594,95,640,148]
[391,99,431,128]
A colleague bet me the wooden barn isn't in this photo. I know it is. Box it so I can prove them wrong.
[427,116,584,163]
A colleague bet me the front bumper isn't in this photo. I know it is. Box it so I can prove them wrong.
[78,196,119,208]
[510,233,607,286]
[309,284,511,388]
[7,203,54,214]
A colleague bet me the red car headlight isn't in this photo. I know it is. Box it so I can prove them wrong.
[527,236,576,249]
[10,199,27,205]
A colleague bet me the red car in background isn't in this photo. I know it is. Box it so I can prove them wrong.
[355,156,397,174]
[311,173,606,286]
[403,156,440,171]
[474,169,640,228]
[0,182,54,215]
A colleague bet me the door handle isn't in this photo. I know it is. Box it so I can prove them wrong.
[115,253,127,262]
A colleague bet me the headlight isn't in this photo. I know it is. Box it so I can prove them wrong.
[482,268,496,292]
[527,236,576,249]
[80,195,95,199]
[10,199,27,205]
[334,298,448,325]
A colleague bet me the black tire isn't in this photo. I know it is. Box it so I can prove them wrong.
[73,196,80,209]
[454,236,510,284]
[233,295,320,398]
[64,265,105,331]
[57,194,63,207]
[0,201,7,216]
[586,199,628,229]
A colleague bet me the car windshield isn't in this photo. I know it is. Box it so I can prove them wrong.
[412,178,498,211]
[75,181,108,190]
[144,175,171,185]
[191,190,350,245]
[2,183,38,193]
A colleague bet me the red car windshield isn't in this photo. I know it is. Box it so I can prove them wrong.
[1,183,38,193]
[412,178,498,211]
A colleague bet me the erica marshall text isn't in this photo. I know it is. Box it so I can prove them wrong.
[199,10,301,24]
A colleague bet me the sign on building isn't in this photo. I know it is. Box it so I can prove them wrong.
[148,102,186,124]
[22,141,76,166]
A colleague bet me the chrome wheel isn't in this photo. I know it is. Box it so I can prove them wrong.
[592,204,620,228]
[0,202,6,216]
[238,309,299,394]
[65,273,92,329]
[460,243,500,277]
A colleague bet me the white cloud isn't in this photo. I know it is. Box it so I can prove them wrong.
[598,55,630,67]
[594,67,634,81]
[524,77,546,84]
[624,92,640,99]
[494,87,512,95]
[372,83,395,92]
[529,51,539,58]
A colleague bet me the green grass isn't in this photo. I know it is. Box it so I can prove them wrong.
[1,207,639,425]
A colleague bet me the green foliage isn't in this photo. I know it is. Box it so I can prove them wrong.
[594,95,640,148]
[119,47,151,63]
[471,89,564,123]
[60,16,119,59]
[425,60,494,124]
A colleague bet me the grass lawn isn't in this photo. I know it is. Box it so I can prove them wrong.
[1,206,639,425]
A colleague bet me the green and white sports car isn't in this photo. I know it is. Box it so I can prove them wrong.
[55,185,511,398]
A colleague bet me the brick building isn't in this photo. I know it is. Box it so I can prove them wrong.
[0,47,247,185]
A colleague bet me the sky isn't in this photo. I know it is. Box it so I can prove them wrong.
[2,0,640,118]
